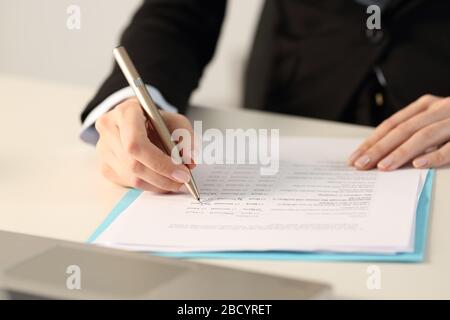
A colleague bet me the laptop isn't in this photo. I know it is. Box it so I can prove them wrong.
[0,230,331,299]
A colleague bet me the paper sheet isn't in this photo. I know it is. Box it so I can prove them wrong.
[94,138,427,254]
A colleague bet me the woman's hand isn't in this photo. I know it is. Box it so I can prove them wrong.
[95,98,195,193]
[349,95,450,170]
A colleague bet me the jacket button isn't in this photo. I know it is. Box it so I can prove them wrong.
[375,92,384,107]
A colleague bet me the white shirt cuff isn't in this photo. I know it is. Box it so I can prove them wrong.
[80,85,178,144]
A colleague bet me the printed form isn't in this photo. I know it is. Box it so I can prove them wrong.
[95,138,427,254]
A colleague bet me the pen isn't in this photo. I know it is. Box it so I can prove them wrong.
[113,46,201,202]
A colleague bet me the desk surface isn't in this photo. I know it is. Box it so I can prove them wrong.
[1,74,449,299]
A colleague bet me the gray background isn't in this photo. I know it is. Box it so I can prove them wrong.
[0,0,263,109]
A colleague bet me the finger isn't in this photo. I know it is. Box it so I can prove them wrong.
[102,119,183,192]
[120,156,184,192]
[163,112,196,166]
[353,103,450,170]
[348,94,440,165]
[413,141,450,169]
[102,148,171,193]
[96,114,174,193]
[102,134,185,193]
[377,119,450,170]
[425,145,439,153]
[115,104,192,183]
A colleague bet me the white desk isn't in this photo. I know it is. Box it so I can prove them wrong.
[1,74,449,299]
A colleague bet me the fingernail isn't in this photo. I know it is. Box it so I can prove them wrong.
[378,156,394,170]
[355,155,371,168]
[413,158,429,168]
[171,169,191,183]
[348,150,362,165]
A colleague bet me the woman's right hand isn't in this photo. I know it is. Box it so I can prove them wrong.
[95,98,195,193]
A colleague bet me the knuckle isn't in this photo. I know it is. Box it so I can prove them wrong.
[124,139,141,156]
[369,144,386,157]
[430,100,444,110]
[151,160,167,175]
[394,146,409,158]
[116,99,141,116]
[115,102,129,115]
[151,156,173,174]
[416,127,436,141]
[128,159,142,174]
[130,176,144,189]
[419,94,435,104]
[434,151,446,166]
[433,97,450,109]
[125,97,139,106]
[396,122,415,136]
[380,118,395,131]
[95,116,109,132]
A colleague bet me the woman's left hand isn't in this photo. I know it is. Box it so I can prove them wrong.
[348,95,450,170]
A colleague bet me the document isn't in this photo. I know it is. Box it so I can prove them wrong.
[94,138,427,255]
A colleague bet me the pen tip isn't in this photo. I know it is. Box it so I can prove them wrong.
[197,197,201,202]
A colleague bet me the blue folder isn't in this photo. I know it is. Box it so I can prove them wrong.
[88,170,434,262]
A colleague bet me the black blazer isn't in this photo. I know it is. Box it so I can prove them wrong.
[82,0,450,127]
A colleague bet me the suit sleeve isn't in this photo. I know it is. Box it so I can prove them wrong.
[81,0,227,123]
